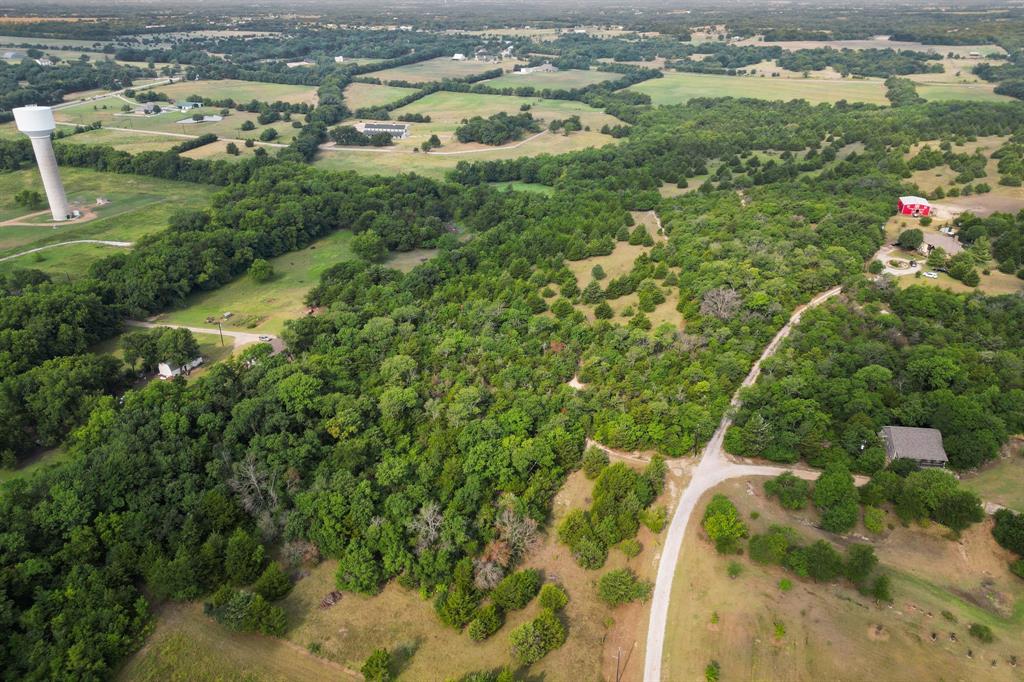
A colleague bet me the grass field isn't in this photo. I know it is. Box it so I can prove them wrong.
[489,181,555,195]
[0,448,69,485]
[363,56,517,84]
[962,438,1024,512]
[342,82,420,110]
[56,127,183,154]
[155,79,318,105]
[482,68,617,89]
[663,477,1024,682]
[0,168,214,275]
[917,83,1010,103]
[120,457,686,681]
[52,104,301,144]
[628,72,891,105]
[152,230,355,335]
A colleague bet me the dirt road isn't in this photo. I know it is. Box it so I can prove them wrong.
[125,320,285,353]
[642,286,842,682]
[0,239,132,263]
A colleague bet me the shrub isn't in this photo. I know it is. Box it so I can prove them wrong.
[868,260,884,274]
[509,608,566,664]
[225,528,265,585]
[490,569,541,611]
[749,525,798,565]
[779,578,793,592]
[582,446,609,479]
[618,538,642,558]
[252,562,292,601]
[468,604,503,642]
[597,568,653,606]
[594,301,614,319]
[863,506,886,534]
[968,623,994,643]
[727,561,743,578]
[813,464,860,534]
[805,540,844,582]
[538,584,568,611]
[702,494,748,554]
[204,586,286,635]
[361,648,392,682]
[1011,559,1024,580]
[705,661,721,682]
[871,574,893,602]
[764,472,809,510]
[258,127,279,142]
[641,506,667,533]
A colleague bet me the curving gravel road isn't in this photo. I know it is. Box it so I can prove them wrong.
[642,286,843,682]
[0,239,132,263]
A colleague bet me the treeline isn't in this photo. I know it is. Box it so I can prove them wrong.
[726,287,1024,470]
[455,112,541,145]
[1,59,151,111]
[778,47,944,78]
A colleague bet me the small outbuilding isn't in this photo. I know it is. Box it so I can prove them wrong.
[879,426,948,468]
[158,356,203,379]
[897,195,931,217]
[360,122,409,139]
[452,53,467,61]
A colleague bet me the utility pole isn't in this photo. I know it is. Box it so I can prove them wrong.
[216,320,225,346]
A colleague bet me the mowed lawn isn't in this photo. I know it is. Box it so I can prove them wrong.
[663,477,1024,682]
[55,127,183,154]
[917,82,1012,103]
[0,167,215,275]
[342,82,420,110]
[482,68,617,89]
[152,229,355,334]
[363,56,515,84]
[627,72,890,105]
[156,79,318,105]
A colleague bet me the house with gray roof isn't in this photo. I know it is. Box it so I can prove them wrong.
[879,426,948,468]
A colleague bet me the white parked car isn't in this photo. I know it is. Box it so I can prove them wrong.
[923,271,939,279]
[258,335,272,342]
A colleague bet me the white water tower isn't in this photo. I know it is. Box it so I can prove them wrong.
[13,105,70,221]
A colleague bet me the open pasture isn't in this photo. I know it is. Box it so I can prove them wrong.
[342,82,420,110]
[155,79,318,105]
[482,68,618,90]
[663,477,1024,682]
[363,56,516,84]
[627,71,890,105]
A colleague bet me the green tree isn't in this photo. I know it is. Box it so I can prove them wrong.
[702,494,748,553]
[582,446,609,479]
[764,472,810,510]
[225,529,265,585]
[897,228,924,250]
[468,604,503,641]
[249,258,274,282]
[813,464,860,534]
[490,569,541,611]
[252,562,292,601]
[352,229,388,263]
[361,648,392,682]
[509,609,566,664]
[597,568,652,606]
[538,584,568,611]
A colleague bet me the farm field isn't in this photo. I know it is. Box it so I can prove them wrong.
[341,82,420,109]
[0,167,215,275]
[121,457,686,682]
[627,72,891,105]
[732,35,1005,57]
[663,477,1024,682]
[482,68,617,89]
[151,229,356,335]
[363,56,517,83]
[52,104,301,144]
[917,82,1010,103]
[962,439,1024,513]
[156,78,318,105]
[55,127,182,153]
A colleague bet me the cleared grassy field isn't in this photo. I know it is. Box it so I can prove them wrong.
[0,168,214,275]
[0,448,69,484]
[663,477,1024,682]
[627,72,890,105]
[56,127,182,154]
[342,82,420,110]
[482,68,617,89]
[156,79,317,105]
[53,104,300,144]
[364,56,515,84]
[489,181,555,195]
[962,439,1024,512]
[152,229,355,335]
[917,82,1010,103]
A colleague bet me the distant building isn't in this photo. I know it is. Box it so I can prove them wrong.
[452,53,467,61]
[178,101,202,111]
[360,122,409,139]
[334,55,345,63]
[968,51,981,58]
[158,356,203,379]
[897,195,931,217]
[879,426,948,468]
[34,57,54,66]
[140,102,160,114]
[518,63,559,75]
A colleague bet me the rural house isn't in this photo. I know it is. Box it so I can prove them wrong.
[897,195,931,217]
[158,356,204,379]
[879,426,948,468]
[452,53,467,60]
[361,122,409,139]
[177,101,202,111]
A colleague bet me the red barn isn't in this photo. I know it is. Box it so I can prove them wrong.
[897,195,931,217]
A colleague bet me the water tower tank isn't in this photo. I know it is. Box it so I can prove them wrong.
[13,105,57,137]
[13,105,70,221]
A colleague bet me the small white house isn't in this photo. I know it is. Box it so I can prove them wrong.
[178,101,202,111]
[158,356,203,379]
[334,55,345,63]
[452,53,467,61]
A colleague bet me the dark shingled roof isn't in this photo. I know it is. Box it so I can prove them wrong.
[880,426,948,463]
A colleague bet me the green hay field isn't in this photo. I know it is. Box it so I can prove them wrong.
[627,72,890,105]
[342,82,420,110]
[363,56,514,84]
[482,68,617,89]
[155,79,318,105]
